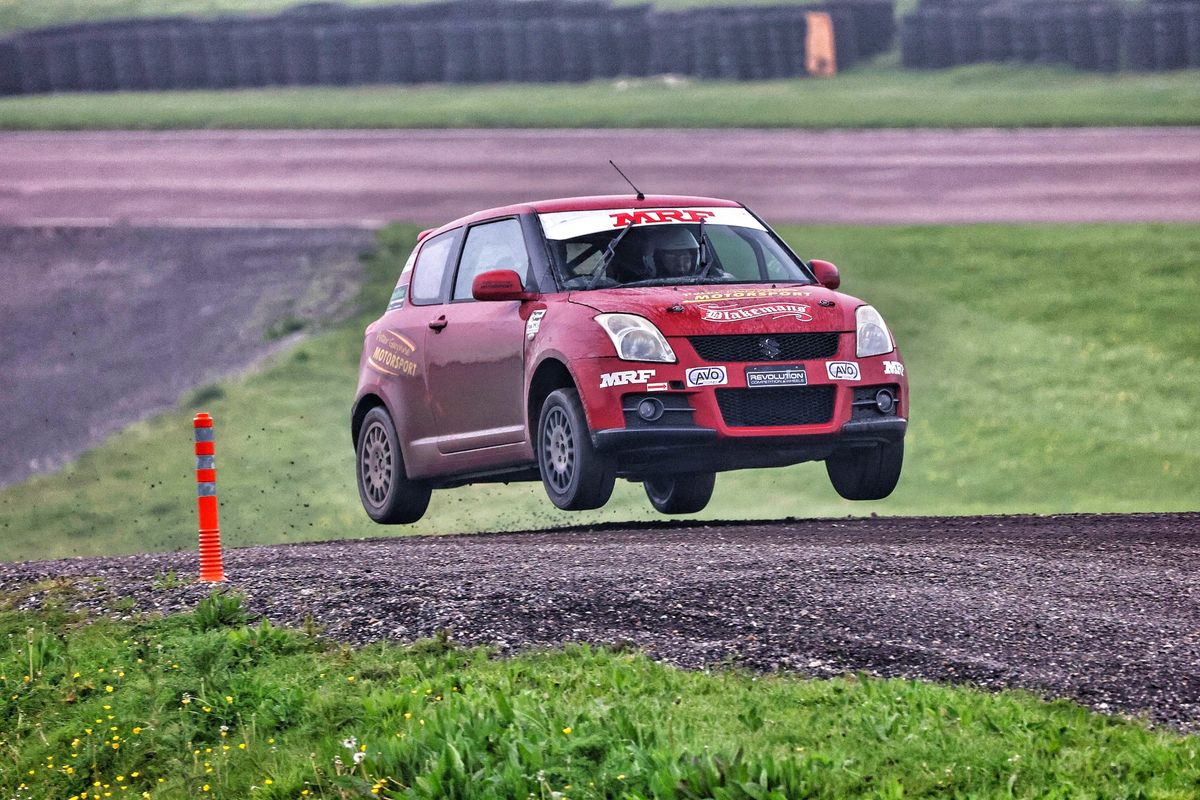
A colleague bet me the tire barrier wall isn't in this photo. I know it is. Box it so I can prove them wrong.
[900,1,1200,71]
[0,0,895,95]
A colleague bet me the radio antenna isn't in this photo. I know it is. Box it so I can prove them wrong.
[609,160,645,201]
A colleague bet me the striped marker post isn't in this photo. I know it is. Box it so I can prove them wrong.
[193,413,226,582]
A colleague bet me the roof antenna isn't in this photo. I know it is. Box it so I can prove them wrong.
[609,160,645,201]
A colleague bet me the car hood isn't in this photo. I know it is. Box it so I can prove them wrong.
[567,283,857,336]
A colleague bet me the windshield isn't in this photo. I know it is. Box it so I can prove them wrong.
[539,207,815,291]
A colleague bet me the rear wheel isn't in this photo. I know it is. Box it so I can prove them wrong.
[644,472,716,514]
[356,406,431,524]
[825,441,903,501]
[537,388,616,511]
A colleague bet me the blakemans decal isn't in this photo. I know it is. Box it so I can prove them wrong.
[686,366,728,387]
[609,209,715,227]
[826,361,861,381]
[368,329,419,377]
[683,288,812,304]
[746,364,807,388]
[525,309,546,340]
[699,302,813,324]
[883,360,905,376]
[600,369,656,388]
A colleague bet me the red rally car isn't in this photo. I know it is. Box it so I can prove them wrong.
[352,194,908,523]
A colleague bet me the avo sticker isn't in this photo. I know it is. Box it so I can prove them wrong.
[825,361,860,381]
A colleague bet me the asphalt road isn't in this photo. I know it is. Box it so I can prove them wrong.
[2,128,1199,227]
[4,512,1199,730]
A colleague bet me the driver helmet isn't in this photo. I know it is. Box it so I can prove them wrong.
[641,226,700,279]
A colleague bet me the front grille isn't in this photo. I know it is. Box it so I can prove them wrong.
[689,333,840,363]
[715,386,836,428]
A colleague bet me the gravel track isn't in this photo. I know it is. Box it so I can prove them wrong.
[3,512,1199,730]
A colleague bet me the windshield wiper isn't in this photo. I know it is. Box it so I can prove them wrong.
[586,221,635,289]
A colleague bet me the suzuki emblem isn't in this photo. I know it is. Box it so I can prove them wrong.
[759,337,782,359]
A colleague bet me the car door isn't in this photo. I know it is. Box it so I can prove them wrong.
[376,227,461,473]
[424,217,530,455]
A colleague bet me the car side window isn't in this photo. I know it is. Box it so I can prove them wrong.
[453,218,530,301]
[410,229,459,305]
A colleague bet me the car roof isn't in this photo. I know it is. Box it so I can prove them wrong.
[419,194,745,241]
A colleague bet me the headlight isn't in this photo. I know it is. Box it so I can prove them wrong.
[855,304,894,358]
[595,313,677,363]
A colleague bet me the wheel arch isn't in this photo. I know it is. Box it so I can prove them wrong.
[526,357,577,441]
[351,393,388,447]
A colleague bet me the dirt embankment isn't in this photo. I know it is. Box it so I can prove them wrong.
[0,226,375,486]
[3,512,1199,731]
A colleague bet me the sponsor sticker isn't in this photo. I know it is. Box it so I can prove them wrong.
[746,364,807,388]
[600,369,656,389]
[698,302,813,324]
[525,309,546,340]
[368,329,419,377]
[686,366,728,387]
[682,288,812,304]
[825,361,861,381]
[883,360,905,376]
[645,382,670,392]
[538,206,767,241]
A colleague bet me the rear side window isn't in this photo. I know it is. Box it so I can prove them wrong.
[453,218,530,301]
[409,229,460,305]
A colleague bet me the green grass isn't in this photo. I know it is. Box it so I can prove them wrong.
[0,222,1197,563]
[0,0,822,34]
[2,65,1200,129]
[3,588,1199,799]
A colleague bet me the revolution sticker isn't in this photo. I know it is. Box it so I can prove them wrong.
[746,365,807,388]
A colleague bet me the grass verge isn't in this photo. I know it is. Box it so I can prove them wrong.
[2,588,1198,798]
[2,65,1200,129]
[0,222,1197,562]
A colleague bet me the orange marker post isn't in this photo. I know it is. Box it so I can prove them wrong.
[193,413,226,582]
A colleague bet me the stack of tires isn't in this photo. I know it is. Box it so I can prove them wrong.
[0,0,901,95]
[900,0,1200,71]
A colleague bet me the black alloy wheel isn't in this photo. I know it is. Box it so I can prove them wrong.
[356,406,431,524]
[644,472,717,514]
[537,388,616,511]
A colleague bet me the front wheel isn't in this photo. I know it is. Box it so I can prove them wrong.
[825,441,903,501]
[537,388,616,511]
[644,472,716,514]
[356,406,431,524]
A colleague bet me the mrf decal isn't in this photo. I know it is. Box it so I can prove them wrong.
[368,330,418,378]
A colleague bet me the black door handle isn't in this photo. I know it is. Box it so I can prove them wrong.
[428,316,448,331]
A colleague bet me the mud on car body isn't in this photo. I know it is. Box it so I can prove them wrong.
[352,195,908,523]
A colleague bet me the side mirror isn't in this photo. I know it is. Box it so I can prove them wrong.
[809,259,840,290]
[472,269,533,302]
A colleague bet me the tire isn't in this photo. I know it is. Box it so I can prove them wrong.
[825,441,903,501]
[644,472,715,514]
[356,406,431,524]
[537,388,616,511]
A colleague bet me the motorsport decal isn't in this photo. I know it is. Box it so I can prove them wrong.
[883,360,905,376]
[368,329,418,377]
[600,369,656,388]
[698,302,813,324]
[746,365,807,388]
[825,361,861,381]
[525,309,546,340]
[682,288,812,304]
[538,206,767,241]
[686,366,728,387]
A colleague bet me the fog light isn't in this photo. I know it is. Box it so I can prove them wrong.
[875,389,896,414]
[637,397,664,422]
